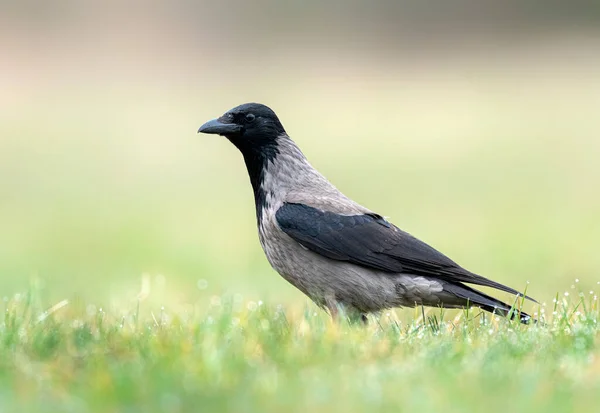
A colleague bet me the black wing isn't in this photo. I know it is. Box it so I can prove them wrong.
[276,202,535,301]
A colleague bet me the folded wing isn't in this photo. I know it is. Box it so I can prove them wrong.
[275,202,535,302]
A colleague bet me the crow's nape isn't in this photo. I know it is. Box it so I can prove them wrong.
[443,282,534,325]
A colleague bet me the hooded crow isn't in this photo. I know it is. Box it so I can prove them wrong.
[198,103,536,323]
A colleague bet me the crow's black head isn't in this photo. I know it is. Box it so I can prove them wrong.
[199,103,288,212]
[198,103,286,153]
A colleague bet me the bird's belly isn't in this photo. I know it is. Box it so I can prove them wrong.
[258,214,446,313]
[259,227,402,312]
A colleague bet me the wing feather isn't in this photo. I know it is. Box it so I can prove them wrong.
[275,202,536,302]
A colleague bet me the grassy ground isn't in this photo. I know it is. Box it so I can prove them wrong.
[1,289,599,413]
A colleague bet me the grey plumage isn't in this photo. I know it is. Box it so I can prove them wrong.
[198,102,535,323]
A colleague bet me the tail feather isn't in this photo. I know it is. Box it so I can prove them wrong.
[443,282,533,324]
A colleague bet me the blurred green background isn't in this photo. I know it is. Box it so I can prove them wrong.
[1,1,600,311]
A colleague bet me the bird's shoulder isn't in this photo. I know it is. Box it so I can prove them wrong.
[284,189,372,216]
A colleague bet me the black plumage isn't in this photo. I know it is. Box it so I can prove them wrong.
[276,203,536,302]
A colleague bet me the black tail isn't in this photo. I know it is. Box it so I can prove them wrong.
[443,282,534,324]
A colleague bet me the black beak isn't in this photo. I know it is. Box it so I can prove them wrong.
[197,119,242,135]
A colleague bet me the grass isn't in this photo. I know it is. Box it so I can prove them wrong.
[1,287,599,413]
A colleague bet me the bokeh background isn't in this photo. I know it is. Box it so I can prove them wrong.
[2,1,600,313]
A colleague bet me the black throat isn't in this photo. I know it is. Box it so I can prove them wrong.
[230,139,279,223]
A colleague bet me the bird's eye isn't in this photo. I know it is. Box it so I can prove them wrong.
[245,113,255,123]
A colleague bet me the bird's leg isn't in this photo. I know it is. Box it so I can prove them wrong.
[325,295,339,322]
[329,305,339,321]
